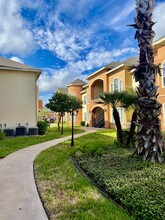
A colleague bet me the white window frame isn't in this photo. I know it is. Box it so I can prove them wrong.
[84,112,87,121]
[114,78,119,92]
[110,83,114,93]
[163,104,165,124]
[162,61,165,87]
[111,78,123,92]
[119,80,123,91]
[110,108,115,123]
[117,107,124,124]
[83,95,86,105]
[110,107,124,124]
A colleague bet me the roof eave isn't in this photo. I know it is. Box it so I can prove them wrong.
[106,64,124,74]
[86,67,106,80]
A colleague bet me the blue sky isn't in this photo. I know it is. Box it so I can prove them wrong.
[0,0,165,104]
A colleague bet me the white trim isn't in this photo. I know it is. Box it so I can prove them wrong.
[152,36,165,47]
[162,61,165,88]
[114,77,119,92]
[163,104,165,125]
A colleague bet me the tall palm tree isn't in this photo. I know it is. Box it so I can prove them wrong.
[132,0,163,162]
[100,91,124,144]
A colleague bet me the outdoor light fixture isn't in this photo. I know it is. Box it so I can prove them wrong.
[69,106,79,146]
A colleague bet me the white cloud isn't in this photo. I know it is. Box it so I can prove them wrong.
[37,68,70,93]
[0,0,35,55]
[10,56,24,63]
[153,2,165,40]
[34,26,91,62]
[37,46,137,98]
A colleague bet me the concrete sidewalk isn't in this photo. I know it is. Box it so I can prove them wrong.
[0,128,96,220]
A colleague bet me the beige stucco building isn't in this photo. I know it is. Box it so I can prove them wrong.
[0,57,41,132]
[59,36,165,130]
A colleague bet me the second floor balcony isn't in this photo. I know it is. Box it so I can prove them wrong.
[91,79,104,101]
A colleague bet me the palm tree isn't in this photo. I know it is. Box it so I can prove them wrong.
[131,0,163,162]
[100,91,124,144]
[120,91,138,147]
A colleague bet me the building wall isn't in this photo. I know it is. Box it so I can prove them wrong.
[0,70,37,129]
[87,69,110,128]
[154,45,165,130]
[67,85,83,125]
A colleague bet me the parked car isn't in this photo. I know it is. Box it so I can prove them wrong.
[49,118,55,123]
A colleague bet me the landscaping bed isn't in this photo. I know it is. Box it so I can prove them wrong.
[74,130,165,220]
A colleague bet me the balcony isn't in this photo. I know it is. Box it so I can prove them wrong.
[91,79,104,100]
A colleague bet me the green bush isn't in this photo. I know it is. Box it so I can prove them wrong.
[37,121,48,135]
[76,151,165,220]
[0,130,5,140]
[80,121,85,126]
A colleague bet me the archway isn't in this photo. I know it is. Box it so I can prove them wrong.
[92,107,105,128]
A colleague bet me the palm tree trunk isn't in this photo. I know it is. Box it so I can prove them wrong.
[133,0,163,162]
[126,109,137,147]
[113,108,123,144]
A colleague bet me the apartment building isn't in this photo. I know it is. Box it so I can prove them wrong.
[0,57,41,132]
[57,36,165,130]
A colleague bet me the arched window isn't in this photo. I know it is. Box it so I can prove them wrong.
[163,62,165,87]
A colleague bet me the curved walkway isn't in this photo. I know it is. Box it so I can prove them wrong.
[0,128,97,220]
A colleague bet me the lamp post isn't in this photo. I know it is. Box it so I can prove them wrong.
[69,106,79,146]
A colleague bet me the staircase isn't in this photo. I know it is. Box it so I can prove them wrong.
[95,113,105,128]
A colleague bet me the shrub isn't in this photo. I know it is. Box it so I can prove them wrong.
[37,121,48,135]
[0,130,5,140]
[80,121,85,126]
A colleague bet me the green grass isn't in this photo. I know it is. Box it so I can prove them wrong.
[74,130,165,220]
[34,129,134,220]
[0,126,83,158]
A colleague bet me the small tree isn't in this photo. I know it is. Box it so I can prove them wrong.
[67,95,82,112]
[46,93,82,134]
[100,91,124,144]
[100,91,138,147]
[46,92,69,134]
[120,90,138,147]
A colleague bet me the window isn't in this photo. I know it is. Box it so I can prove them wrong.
[163,62,165,87]
[163,104,165,124]
[84,112,87,121]
[119,80,122,91]
[73,115,76,122]
[110,83,113,92]
[110,107,124,124]
[110,78,122,92]
[71,92,76,96]
[117,107,124,124]
[110,108,115,123]
[83,95,86,105]
[114,78,119,91]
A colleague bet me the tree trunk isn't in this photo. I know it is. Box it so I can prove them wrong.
[61,114,64,135]
[113,108,123,144]
[133,0,163,162]
[126,109,137,147]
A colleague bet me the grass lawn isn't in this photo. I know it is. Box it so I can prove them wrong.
[0,126,84,158]
[34,129,134,220]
